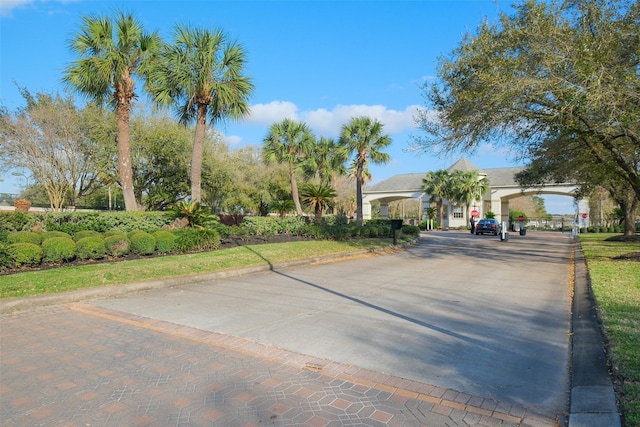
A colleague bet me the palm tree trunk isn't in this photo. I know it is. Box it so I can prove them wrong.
[191,104,208,203]
[289,165,304,216]
[355,157,364,227]
[116,101,138,211]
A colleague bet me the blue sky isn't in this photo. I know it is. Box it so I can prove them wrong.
[0,0,575,213]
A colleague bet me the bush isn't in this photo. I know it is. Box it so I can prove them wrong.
[41,211,173,234]
[129,232,156,255]
[9,243,43,267]
[402,225,420,237]
[41,231,73,241]
[104,234,130,257]
[153,230,175,254]
[76,236,106,260]
[73,230,102,242]
[0,211,37,233]
[240,216,280,236]
[0,242,14,270]
[275,216,309,235]
[6,231,42,245]
[173,228,220,253]
[41,237,77,263]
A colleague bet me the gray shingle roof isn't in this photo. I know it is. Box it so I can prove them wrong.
[366,159,525,193]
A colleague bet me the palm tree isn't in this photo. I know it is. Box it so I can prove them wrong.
[347,158,372,185]
[147,25,254,203]
[300,183,337,224]
[450,170,489,224]
[339,116,391,226]
[263,119,315,216]
[63,11,160,211]
[269,199,296,217]
[304,137,349,186]
[422,169,451,228]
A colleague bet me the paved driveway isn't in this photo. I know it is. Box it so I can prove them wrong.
[95,230,572,416]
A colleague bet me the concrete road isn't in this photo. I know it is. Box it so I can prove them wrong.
[95,230,573,419]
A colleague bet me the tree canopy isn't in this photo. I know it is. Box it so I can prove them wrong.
[414,0,639,232]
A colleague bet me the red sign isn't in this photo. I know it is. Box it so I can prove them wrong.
[581,213,588,219]
[471,209,479,218]
[518,215,525,222]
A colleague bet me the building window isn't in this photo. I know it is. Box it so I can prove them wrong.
[452,206,463,219]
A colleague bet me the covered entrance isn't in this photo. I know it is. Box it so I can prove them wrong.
[362,159,588,228]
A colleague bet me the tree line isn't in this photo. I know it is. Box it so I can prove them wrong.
[0,88,392,226]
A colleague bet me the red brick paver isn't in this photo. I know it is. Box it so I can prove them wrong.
[1,304,559,426]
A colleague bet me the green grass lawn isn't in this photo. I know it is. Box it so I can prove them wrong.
[579,233,640,426]
[0,239,397,300]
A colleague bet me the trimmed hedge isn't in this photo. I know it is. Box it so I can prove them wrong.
[104,234,130,257]
[173,228,220,253]
[6,231,42,245]
[41,231,73,241]
[42,237,77,263]
[152,230,175,254]
[129,232,156,255]
[73,230,103,242]
[9,243,43,267]
[76,236,106,260]
[0,211,38,233]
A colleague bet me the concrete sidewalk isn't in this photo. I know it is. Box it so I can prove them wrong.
[0,231,620,426]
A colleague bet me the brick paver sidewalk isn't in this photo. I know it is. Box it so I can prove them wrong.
[1,304,558,426]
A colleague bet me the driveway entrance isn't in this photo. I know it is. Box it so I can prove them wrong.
[96,231,572,416]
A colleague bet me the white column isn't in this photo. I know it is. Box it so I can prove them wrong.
[362,201,372,220]
[500,200,510,224]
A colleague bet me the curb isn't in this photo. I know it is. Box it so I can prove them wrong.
[569,241,621,426]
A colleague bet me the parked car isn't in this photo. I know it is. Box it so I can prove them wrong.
[475,219,501,235]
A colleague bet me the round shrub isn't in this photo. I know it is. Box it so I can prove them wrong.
[173,228,220,253]
[104,234,130,257]
[9,243,43,267]
[76,236,106,260]
[41,237,76,263]
[129,231,156,255]
[7,231,42,245]
[127,230,146,239]
[73,230,102,242]
[41,231,73,241]
[153,230,175,254]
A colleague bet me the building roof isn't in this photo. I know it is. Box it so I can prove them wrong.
[366,159,525,193]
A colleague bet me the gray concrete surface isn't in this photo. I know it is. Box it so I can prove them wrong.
[95,230,573,419]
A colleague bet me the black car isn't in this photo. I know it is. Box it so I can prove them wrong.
[475,219,501,235]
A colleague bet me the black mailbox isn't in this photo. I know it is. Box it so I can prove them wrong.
[390,219,403,230]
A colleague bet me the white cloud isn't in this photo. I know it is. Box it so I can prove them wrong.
[244,101,421,137]
[0,0,80,17]
[0,0,33,16]
[246,101,298,125]
[223,135,243,146]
